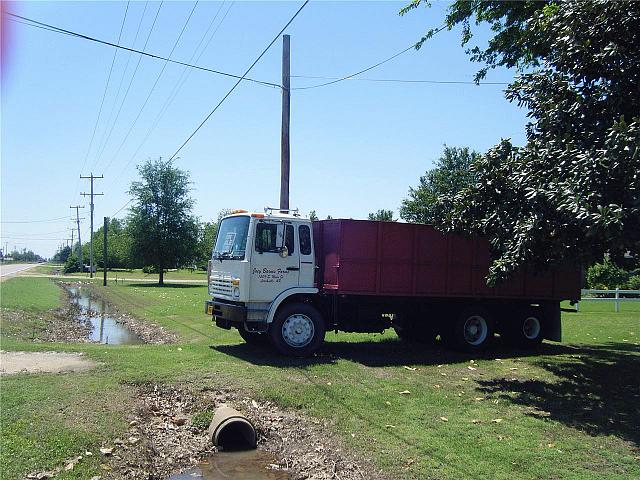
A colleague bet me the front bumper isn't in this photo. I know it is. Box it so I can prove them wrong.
[205,299,247,329]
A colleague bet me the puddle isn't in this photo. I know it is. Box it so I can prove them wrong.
[169,450,290,480]
[66,286,142,345]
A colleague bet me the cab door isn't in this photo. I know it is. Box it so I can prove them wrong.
[249,221,300,302]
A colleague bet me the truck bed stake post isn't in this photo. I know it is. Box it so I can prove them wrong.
[280,34,290,212]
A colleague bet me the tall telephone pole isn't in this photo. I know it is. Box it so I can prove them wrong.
[70,205,85,268]
[80,174,104,278]
[280,34,290,211]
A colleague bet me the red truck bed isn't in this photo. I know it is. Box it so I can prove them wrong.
[313,219,581,301]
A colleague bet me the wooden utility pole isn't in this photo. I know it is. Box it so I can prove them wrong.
[80,174,104,278]
[280,34,290,211]
[103,217,108,286]
[70,205,85,267]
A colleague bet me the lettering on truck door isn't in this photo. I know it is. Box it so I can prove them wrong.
[250,221,300,302]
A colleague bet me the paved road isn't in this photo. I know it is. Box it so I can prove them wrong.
[0,263,41,281]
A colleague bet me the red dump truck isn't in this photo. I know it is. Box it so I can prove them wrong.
[206,210,581,356]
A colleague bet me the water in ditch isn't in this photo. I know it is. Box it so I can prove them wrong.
[168,450,290,480]
[66,286,142,345]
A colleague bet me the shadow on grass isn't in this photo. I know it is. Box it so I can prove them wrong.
[213,337,581,368]
[125,283,203,289]
[216,339,640,445]
[476,341,640,446]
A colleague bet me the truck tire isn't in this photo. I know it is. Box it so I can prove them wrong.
[237,325,270,346]
[443,307,494,352]
[502,308,544,348]
[269,303,325,357]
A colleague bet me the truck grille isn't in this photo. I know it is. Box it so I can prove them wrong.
[210,276,233,296]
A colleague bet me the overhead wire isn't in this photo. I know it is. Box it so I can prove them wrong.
[100,0,201,174]
[169,0,310,161]
[1,216,72,224]
[90,1,150,172]
[291,25,447,90]
[108,1,236,191]
[90,1,165,170]
[77,1,130,180]
[6,12,280,88]
[292,74,509,86]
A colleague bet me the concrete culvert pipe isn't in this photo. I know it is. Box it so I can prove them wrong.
[208,406,257,451]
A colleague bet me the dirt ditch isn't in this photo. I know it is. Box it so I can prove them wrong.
[67,282,178,345]
[67,383,388,480]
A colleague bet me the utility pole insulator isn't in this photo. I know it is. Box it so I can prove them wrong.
[280,34,291,212]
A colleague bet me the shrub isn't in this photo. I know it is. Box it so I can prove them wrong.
[63,253,82,273]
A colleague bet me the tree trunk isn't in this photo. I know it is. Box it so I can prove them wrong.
[159,265,164,286]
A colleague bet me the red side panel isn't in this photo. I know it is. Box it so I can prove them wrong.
[314,219,580,300]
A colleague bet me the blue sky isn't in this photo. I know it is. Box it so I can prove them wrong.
[1,1,528,257]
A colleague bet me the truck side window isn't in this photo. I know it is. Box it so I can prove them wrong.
[255,223,278,252]
[285,225,295,254]
[299,225,311,255]
[255,223,295,254]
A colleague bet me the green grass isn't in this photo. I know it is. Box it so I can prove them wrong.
[0,276,62,311]
[61,268,207,282]
[1,279,639,479]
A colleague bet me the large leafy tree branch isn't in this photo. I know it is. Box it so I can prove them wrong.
[403,1,640,284]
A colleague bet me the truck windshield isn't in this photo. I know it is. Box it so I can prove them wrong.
[212,216,250,260]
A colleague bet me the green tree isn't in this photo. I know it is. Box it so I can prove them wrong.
[127,158,199,285]
[308,210,318,221]
[90,218,134,269]
[368,209,396,221]
[52,246,72,263]
[64,253,82,273]
[404,1,640,284]
[586,259,630,290]
[400,146,479,225]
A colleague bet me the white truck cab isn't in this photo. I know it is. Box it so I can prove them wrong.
[205,208,322,355]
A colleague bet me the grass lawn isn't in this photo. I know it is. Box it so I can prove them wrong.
[0,276,62,311]
[58,268,207,282]
[1,277,639,479]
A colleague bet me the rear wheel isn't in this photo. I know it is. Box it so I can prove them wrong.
[237,325,269,346]
[443,307,494,352]
[269,303,325,357]
[502,308,544,348]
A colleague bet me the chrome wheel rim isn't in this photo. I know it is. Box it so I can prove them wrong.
[463,315,488,346]
[282,314,314,348]
[522,316,541,340]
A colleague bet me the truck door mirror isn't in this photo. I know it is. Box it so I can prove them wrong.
[279,246,289,258]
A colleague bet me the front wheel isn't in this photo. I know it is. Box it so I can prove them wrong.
[269,303,325,357]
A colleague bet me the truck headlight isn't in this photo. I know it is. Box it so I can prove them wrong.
[233,287,240,297]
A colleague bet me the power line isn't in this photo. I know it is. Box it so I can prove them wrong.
[90,1,165,171]
[6,12,281,88]
[292,74,509,86]
[90,1,150,173]
[108,1,235,191]
[169,0,310,161]
[100,1,201,174]
[1,216,71,224]
[291,26,447,91]
[77,1,131,186]
[0,229,70,236]
[111,199,133,218]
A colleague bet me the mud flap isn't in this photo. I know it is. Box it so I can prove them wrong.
[543,302,561,342]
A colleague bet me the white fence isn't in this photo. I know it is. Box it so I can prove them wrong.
[577,289,640,312]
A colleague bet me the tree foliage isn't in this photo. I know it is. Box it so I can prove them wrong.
[127,159,199,285]
[368,209,396,221]
[400,146,479,225]
[404,1,640,284]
